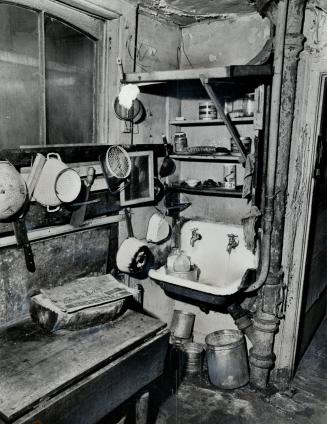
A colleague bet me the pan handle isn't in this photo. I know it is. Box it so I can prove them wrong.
[161,134,169,156]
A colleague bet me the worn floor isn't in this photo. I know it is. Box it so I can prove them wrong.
[155,316,327,424]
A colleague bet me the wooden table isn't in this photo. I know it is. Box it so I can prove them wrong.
[0,310,169,424]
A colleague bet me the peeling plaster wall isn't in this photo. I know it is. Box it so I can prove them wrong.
[180,14,271,68]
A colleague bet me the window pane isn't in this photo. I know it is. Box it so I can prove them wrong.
[0,4,40,148]
[45,16,95,144]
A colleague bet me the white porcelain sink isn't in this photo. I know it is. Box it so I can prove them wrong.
[149,220,259,303]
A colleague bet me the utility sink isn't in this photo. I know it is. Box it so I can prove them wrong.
[149,220,259,307]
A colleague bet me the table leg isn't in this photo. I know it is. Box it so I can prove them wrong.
[135,391,149,424]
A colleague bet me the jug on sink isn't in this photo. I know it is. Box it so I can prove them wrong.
[173,250,191,272]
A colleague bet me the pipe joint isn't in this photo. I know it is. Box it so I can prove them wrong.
[249,349,276,370]
[253,315,280,333]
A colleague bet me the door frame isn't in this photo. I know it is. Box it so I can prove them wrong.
[273,53,327,385]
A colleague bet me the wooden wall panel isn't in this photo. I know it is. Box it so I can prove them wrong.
[0,227,110,326]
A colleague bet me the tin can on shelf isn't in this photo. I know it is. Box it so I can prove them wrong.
[223,164,236,189]
[174,132,188,152]
[199,101,217,120]
[230,137,251,156]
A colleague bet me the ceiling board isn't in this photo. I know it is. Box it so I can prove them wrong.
[127,0,257,25]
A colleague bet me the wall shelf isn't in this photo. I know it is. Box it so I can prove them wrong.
[170,154,241,162]
[123,65,272,84]
[168,183,243,197]
[169,117,254,126]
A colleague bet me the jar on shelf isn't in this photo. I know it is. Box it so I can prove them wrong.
[174,132,188,152]
[243,93,255,117]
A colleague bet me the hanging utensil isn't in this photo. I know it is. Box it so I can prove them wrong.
[116,208,154,278]
[100,145,132,195]
[159,134,176,178]
[70,167,96,227]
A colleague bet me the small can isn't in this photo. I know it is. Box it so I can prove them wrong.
[174,132,188,152]
[223,164,236,189]
[199,101,217,120]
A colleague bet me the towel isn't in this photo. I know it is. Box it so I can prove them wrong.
[242,153,255,200]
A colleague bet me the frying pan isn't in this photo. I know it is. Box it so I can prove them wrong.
[159,134,176,178]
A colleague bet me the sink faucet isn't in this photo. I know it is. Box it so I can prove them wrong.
[190,228,202,247]
[227,233,239,254]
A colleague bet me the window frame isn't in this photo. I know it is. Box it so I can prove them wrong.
[0,0,113,145]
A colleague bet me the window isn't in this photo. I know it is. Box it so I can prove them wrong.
[0,0,106,148]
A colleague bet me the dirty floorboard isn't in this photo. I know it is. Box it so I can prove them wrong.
[154,316,327,424]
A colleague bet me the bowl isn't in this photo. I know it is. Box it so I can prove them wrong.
[186,179,200,188]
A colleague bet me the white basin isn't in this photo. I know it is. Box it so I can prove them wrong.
[149,220,258,298]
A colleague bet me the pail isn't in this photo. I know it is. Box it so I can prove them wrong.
[205,330,249,389]
[170,310,195,339]
[181,342,204,376]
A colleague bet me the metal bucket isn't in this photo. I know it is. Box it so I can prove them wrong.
[205,330,249,389]
[170,310,195,339]
[181,342,204,376]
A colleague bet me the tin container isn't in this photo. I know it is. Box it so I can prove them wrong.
[174,132,188,152]
[170,310,195,339]
[223,164,236,189]
[231,137,251,156]
[199,101,217,120]
[205,330,249,389]
[181,342,204,376]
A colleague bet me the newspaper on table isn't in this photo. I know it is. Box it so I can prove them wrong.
[40,274,137,314]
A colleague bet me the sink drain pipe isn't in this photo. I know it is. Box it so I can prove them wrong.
[227,0,289,389]
[229,0,306,389]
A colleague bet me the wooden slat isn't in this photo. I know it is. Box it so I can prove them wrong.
[124,65,272,84]
[0,215,124,248]
[169,117,254,126]
[0,311,167,422]
[0,144,166,168]
[170,154,241,162]
[169,184,243,198]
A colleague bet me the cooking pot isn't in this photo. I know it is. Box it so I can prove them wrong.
[0,161,27,221]
[33,153,68,212]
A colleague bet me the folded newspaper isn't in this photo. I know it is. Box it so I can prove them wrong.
[30,274,138,331]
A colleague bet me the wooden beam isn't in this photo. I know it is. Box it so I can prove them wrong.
[124,65,272,83]
[200,77,247,163]
[0,215,125,248]
[0,144,166,167]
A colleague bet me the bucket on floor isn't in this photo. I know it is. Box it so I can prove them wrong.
[181,342,204,376]
[170,310,195,339]
[205,330,249,389]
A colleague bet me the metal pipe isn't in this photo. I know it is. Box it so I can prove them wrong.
[245,0,289,293]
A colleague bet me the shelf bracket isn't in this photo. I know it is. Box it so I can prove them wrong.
[200,75,247,164]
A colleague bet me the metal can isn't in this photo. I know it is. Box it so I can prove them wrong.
[199,101,217,120]
[223,164,236,189]
[174,132,188,152]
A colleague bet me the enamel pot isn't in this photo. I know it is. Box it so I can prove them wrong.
[33,153,68,212]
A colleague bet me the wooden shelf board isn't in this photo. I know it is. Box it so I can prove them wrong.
[170,154,241,162]
[169,184,243,197]
[124,65,272,84]
[169,117,254,126]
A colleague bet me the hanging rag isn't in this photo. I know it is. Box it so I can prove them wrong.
[241,205,261,254]
[242,153,255,200]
